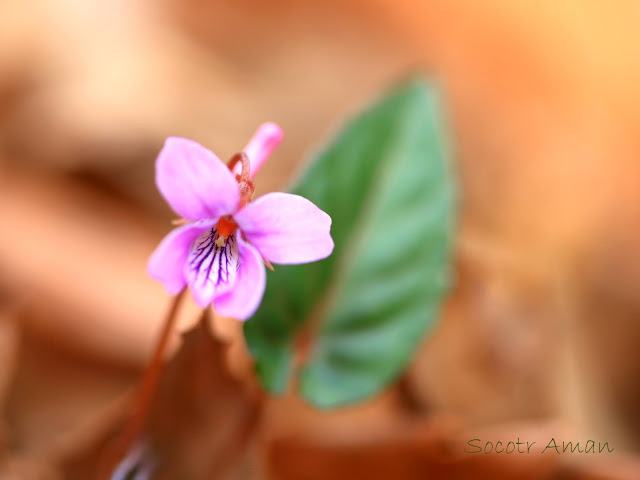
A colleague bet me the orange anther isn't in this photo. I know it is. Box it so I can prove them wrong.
[216,216,238,239]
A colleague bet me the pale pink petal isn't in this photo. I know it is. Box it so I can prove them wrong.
[148,221,215,294]
[185,229,241,307]
[214,237,266,321]
[156,137,239,220]
[234,192,334,264]
[236,122,283,179]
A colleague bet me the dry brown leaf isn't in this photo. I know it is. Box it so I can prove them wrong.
[266,419,640,480]
[59,312,261,480]
[0,305,20,433]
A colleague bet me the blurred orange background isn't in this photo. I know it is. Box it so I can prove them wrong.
[1,1,640,478]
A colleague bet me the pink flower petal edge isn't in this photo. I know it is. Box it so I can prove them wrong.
[234,192,334,265]
[214,237,266,321]
[156,137,239,221]
[148,220,216,294]
[237,122,284,179]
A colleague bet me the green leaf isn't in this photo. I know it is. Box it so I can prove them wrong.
[244,78,455,408]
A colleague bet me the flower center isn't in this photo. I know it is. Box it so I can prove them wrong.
[186,228,240,297]
[215,216,238,247]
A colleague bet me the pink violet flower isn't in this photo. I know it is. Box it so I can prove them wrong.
[148,123,334,320]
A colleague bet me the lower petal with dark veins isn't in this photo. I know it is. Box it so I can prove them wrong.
[185,228,240,307]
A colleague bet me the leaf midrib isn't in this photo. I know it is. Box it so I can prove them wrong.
[299,87,425,363]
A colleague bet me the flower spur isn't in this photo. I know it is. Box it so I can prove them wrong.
[148,123,334,320]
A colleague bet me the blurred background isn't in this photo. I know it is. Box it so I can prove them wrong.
[1,0,640,478]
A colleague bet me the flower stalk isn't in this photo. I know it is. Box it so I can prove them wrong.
[102,290,186,479]
[126,289,186,443]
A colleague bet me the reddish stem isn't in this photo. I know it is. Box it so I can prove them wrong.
[128,289,185,438]
[227,152,251,183]
[227,152,255,208]
[101,290,186,478]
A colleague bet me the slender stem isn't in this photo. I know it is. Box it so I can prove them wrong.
[128,289,186,439]
[100,290,186,478]
[227,152,250,182]
[227,152,255,209]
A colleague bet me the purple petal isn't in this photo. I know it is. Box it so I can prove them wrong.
[156,137,239,221]
[148,221,215,294]
[214,237,266,321]
[236,122,283,180]
[185,229,241,307]
[234,192,334,264]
